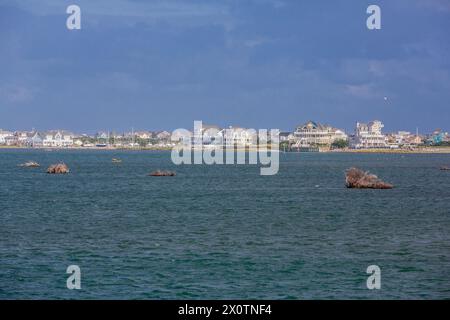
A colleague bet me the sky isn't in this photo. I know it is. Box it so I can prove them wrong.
[0,0,449,133]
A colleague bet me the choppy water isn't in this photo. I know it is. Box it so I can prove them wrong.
[0,149,449,299]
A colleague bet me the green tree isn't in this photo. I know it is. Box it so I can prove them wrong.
[331,139,349,149]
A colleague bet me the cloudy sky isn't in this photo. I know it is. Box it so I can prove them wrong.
[0,0,449,133]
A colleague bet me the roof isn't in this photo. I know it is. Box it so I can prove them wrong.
[42,130,74,137]
[297,121,330,131]
[0,129,13,135]
[26,131,43,138]
[202,124,222,131]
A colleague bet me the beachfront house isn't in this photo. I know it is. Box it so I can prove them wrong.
[15,131,29,145]
[429,129,449,145]
[25,131,44,147]
[5,136,17,146]
[171,130,193,145]
[42,130,74,147]
[135,131,153,140]
[193,124,222,145]
[155,131,171,141]
[0,129,13,145]
[223,126,257,146]
[96,132,109,139]
[387,131,424,148]
[353,120,387,149]
[294,121,348,147]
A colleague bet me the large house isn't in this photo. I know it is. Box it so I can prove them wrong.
[135,131,153,139]
[353,120,387,148]
[155,131,171,141]
[294,121,348,147]
[193,124,222,145]
[223,126,258,146]
[429,129,449,144]
[386,131,424,148]
[25,131,44,147]
[96,132,110,140]
[42,130,74,147]
[0,129,13,145]
[191,124,260,146]
[14,131,29,145]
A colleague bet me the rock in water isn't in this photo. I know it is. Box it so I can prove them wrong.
[345,167,393,189]
[47,163,70,174]
[19,161,40,168]
[149,170,176,177]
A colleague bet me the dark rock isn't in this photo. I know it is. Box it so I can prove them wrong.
[149,170,176,177]
[47,163,70,174]
[345,167,393,189]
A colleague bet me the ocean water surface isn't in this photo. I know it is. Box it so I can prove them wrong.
[0,149,449,299]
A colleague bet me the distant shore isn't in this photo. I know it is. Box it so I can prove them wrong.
[334,147,450,154]
[2,145,450,154]
[0,146,172,151]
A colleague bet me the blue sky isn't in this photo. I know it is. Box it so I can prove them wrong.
[0,0,449,133]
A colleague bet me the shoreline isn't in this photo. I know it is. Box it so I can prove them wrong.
[1,145,450,154]
[331,147,450,154]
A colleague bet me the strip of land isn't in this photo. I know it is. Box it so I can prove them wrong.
[2,145,450,153]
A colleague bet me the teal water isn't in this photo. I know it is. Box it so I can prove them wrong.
[0,149,449,299]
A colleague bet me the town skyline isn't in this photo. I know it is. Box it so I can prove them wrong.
[0,118,447,136]
[1,119,448,151]
[0,116,445,136]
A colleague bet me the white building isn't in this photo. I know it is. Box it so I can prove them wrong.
[388,131,423,147]
[193,124,222,145]
[223,126,257,146]
[353,120,387,148]
[42,131,74,147]
[25,131,44,147]
[96,132,109,140]
[294,121,348,146]
[155,131,171,141]
[135,131,153,139]
[192,124,257,146]
[15,131,29,144]
[0,129,13,145]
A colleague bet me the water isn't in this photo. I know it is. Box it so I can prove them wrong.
[0,149,449,299]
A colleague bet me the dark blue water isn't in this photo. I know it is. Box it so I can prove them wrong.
[1,149,449,299]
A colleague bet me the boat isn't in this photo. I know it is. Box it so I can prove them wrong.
[440,166,450,171]
[112,158,122,163]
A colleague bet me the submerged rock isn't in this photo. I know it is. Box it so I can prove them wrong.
[345,167,393,189]
[47,163,70,174]
[19,161,40,168]
[149,170,176,177]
